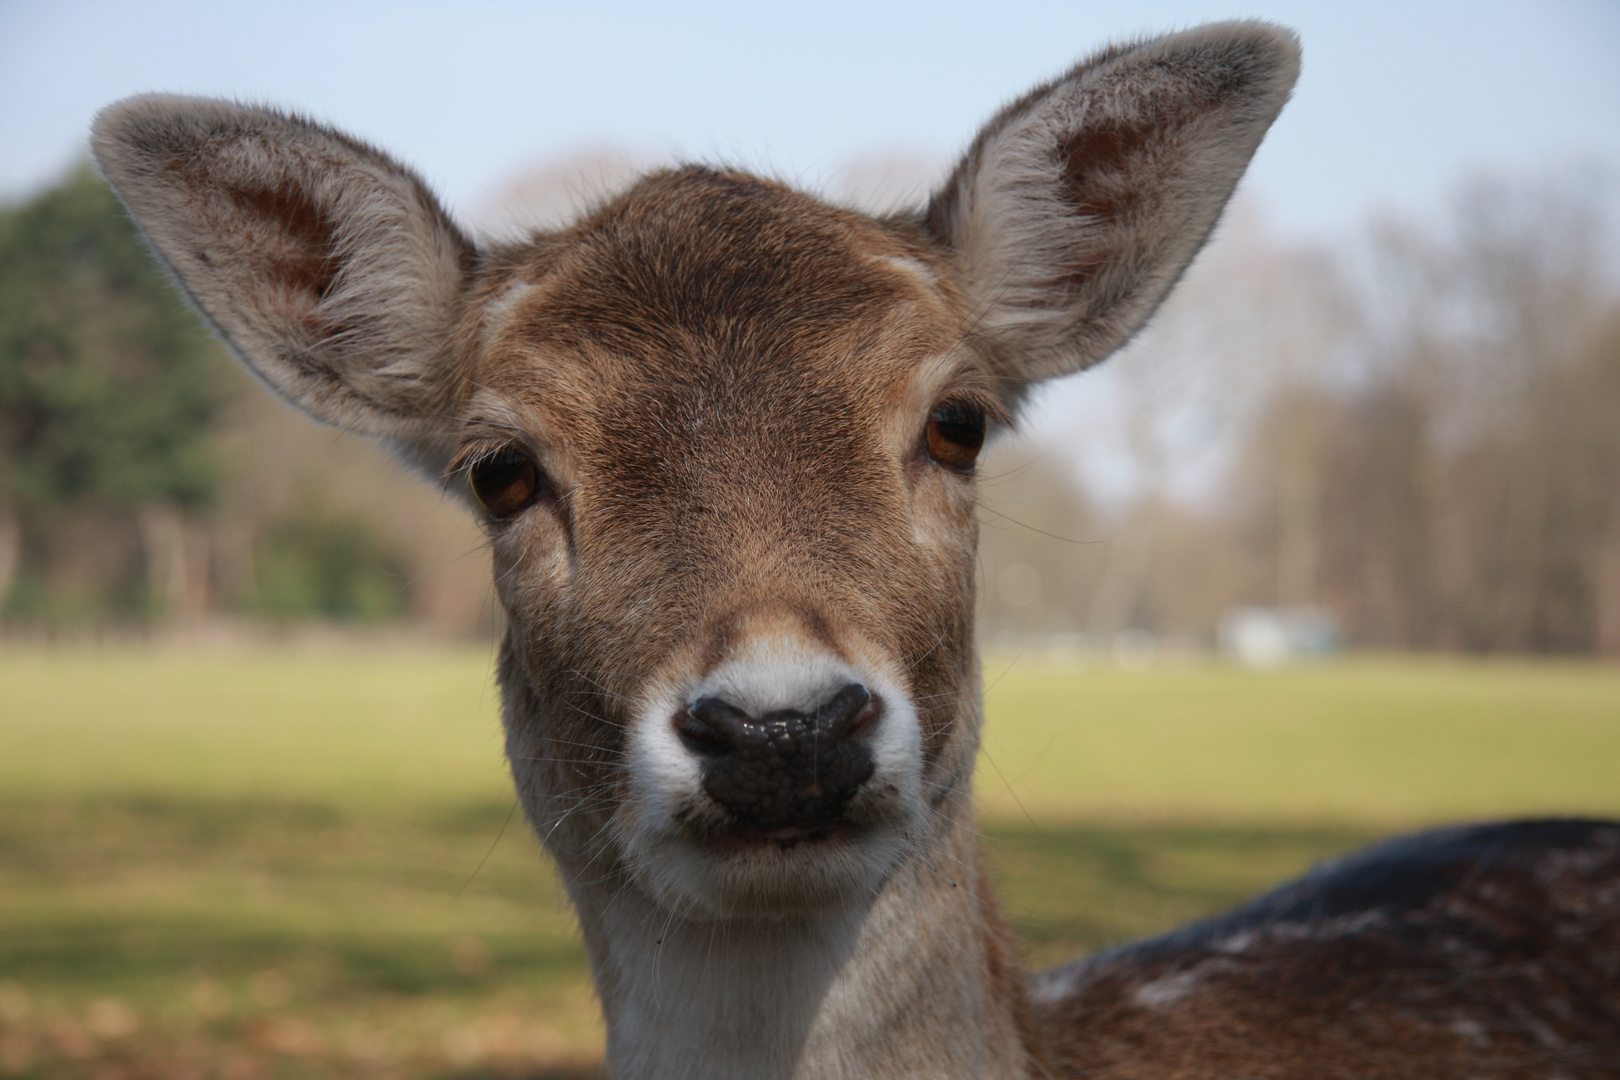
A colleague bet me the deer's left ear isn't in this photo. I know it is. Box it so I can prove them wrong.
[927,21,1299,393]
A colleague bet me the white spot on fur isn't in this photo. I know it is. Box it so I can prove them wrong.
[1027,964,1087,1005]
[1214,929,1258,954]
[698,635,862,719]
[1134,969,1206,1008]
[482,279,537,344]
[878,254,941,293]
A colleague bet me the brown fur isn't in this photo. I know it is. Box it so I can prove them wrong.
[90,21,1619,1080]
[477,169,986,876]
[1034,821,1620,1078]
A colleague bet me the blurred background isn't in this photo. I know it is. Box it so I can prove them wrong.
[1,1,1617,1078]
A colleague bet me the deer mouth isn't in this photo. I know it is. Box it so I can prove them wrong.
[704,819,865,851]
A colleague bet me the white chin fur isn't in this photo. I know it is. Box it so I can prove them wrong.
[619,645,925,919]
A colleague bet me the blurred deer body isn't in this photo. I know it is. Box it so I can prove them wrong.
[92,22,1620,1080]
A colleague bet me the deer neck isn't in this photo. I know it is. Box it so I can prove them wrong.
[572,812,1040,1080]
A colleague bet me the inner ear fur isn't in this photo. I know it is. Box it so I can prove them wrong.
[927,21,1300,395]
[92,95,475,470]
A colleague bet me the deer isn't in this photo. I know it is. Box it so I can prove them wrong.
[90,21,1620,1080]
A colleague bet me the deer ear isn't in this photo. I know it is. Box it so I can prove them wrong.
[92,95,474,471]
[927,21,1299,392]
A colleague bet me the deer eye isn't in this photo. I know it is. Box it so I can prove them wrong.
[925,402,986,472]
[468,449,544,520]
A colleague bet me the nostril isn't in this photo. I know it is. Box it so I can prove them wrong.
[815,683,873,736]
[675,712,728,757]
[677,697,750,757]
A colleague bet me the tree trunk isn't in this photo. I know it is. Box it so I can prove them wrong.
[138,503,199,622]
[0,508,19,617]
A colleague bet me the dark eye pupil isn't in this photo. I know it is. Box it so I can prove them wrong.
[469,453,541,519]
[926,404,986,471]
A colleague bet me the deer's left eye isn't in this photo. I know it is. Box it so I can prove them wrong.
[925,403,986,472]
[469,450,544,520]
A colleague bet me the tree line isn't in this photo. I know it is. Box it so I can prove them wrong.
[2,163,1614,652]
[0,166,486,633]
[978,171,1620,656]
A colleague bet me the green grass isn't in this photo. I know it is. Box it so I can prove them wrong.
[0,647,1616,1078]
[979,653,1620,823]
[0,648,513,807]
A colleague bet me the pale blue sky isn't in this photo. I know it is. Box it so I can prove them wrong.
[3,0,1618,241]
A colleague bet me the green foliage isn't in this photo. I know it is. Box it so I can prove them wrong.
[0,164,230,512]
[0,165,236,625]
[247,511,412,622]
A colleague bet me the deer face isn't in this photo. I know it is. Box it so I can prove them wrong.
[91,21,1297,921]
[469,170,993,916]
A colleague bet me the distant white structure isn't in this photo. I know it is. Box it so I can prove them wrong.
[1219,607,1340,668]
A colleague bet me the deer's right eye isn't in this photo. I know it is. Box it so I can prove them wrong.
[469,450,544,520]
[925,402,987,473]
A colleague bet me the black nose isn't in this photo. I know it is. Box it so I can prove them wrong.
[677,683,877,830]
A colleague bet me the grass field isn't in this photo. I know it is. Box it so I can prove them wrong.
[1,647,1616,1079]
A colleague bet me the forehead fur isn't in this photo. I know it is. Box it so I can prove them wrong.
[476,166,968,409]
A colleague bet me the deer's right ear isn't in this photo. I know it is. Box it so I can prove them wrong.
[927,22,1300,396]
[92,96,473,470]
